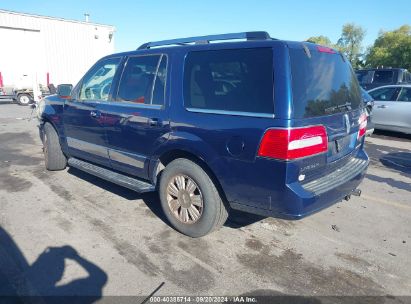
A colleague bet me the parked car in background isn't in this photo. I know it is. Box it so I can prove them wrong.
[37,32,369,237]
[361,88,374,135]
[368,85,411,134]
[356,68,411,91]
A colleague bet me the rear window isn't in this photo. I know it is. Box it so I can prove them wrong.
[373,71,394,84]
[290,48,362,118]
[356,70,370,84]
[184,48,274,115]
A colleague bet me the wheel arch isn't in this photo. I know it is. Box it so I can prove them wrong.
[39,117,55,142]
[152,148,230,206]
[18,92,34,97]
[40,116,68,156]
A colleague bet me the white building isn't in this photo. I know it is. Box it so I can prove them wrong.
[0,9,115,90]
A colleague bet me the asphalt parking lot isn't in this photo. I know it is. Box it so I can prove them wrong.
[0,104,410,301]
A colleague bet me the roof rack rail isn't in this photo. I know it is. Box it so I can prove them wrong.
[137,31,272,50]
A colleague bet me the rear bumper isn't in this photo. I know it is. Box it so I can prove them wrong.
[229,150,369,219]
[285,155,368,219]
[300,157,368,196]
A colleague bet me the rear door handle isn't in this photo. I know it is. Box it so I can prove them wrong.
[90,110,101,118]
[148,118,160,126]
[377,105,387,109]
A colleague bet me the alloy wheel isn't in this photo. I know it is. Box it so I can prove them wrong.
[166,175,204,224]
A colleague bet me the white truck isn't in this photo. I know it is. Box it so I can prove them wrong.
[0,75,53,105]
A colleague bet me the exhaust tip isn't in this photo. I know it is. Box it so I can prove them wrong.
[352,189,362,197]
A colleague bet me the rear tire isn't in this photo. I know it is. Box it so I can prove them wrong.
[43,123,67,171]
[159,158,228,237]
[17,94,32,106]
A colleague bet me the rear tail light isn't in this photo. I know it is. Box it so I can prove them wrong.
[258,126,328,160]
[358,113,367,139]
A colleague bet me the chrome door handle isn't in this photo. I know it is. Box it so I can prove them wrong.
[377,105,387,109]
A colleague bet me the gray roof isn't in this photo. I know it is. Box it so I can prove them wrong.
[0,9,114,29]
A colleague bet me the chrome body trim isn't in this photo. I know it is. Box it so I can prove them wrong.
[67,137,109,159]
[108,149,145,169]
[185,107,275,118]
[344,113,351,134]
[95,101,163,110]
[67,137,147,169]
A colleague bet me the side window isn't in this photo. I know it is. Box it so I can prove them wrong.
[79,57,121,101]
[117,55,166,105]
[152,55,167,105]
[183,48,274,114]
[372,71,394,84]
[397,88,411,102]
[369,87,398,101]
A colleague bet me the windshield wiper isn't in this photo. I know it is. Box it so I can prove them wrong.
[325,102,352,113]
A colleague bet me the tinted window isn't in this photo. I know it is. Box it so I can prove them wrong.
[356,70,370,84]
[79,57,120,101]
[152,55,167,105]
[184,48,274,114]
[290,48,362,118]
[373,71,394,84]
[369,87,398,101]
[117,55,166,105]
[398,88,411,102]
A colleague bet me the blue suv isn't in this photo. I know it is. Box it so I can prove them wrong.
[37,32,369,237]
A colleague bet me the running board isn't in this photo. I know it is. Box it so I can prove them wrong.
[68,157,155,193]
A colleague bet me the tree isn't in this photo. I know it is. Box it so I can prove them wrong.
[306,35,334,48]
[337,23,366,68]
[365,25,411,70]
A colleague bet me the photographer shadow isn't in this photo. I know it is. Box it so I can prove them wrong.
[0,226,107,303]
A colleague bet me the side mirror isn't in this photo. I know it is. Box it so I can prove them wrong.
[57,84,73,99]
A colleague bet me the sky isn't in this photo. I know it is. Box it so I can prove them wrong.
[1,0,410,53]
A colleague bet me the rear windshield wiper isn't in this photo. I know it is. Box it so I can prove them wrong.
[325,102,352,113]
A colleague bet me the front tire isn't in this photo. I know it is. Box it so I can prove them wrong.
[43,123,67,171]
[17,94,32,106]
[159,158,228,237]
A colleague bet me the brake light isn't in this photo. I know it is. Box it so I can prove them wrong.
[258,126,328,160]
[317,46,336,54]
[358,113,367,139]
